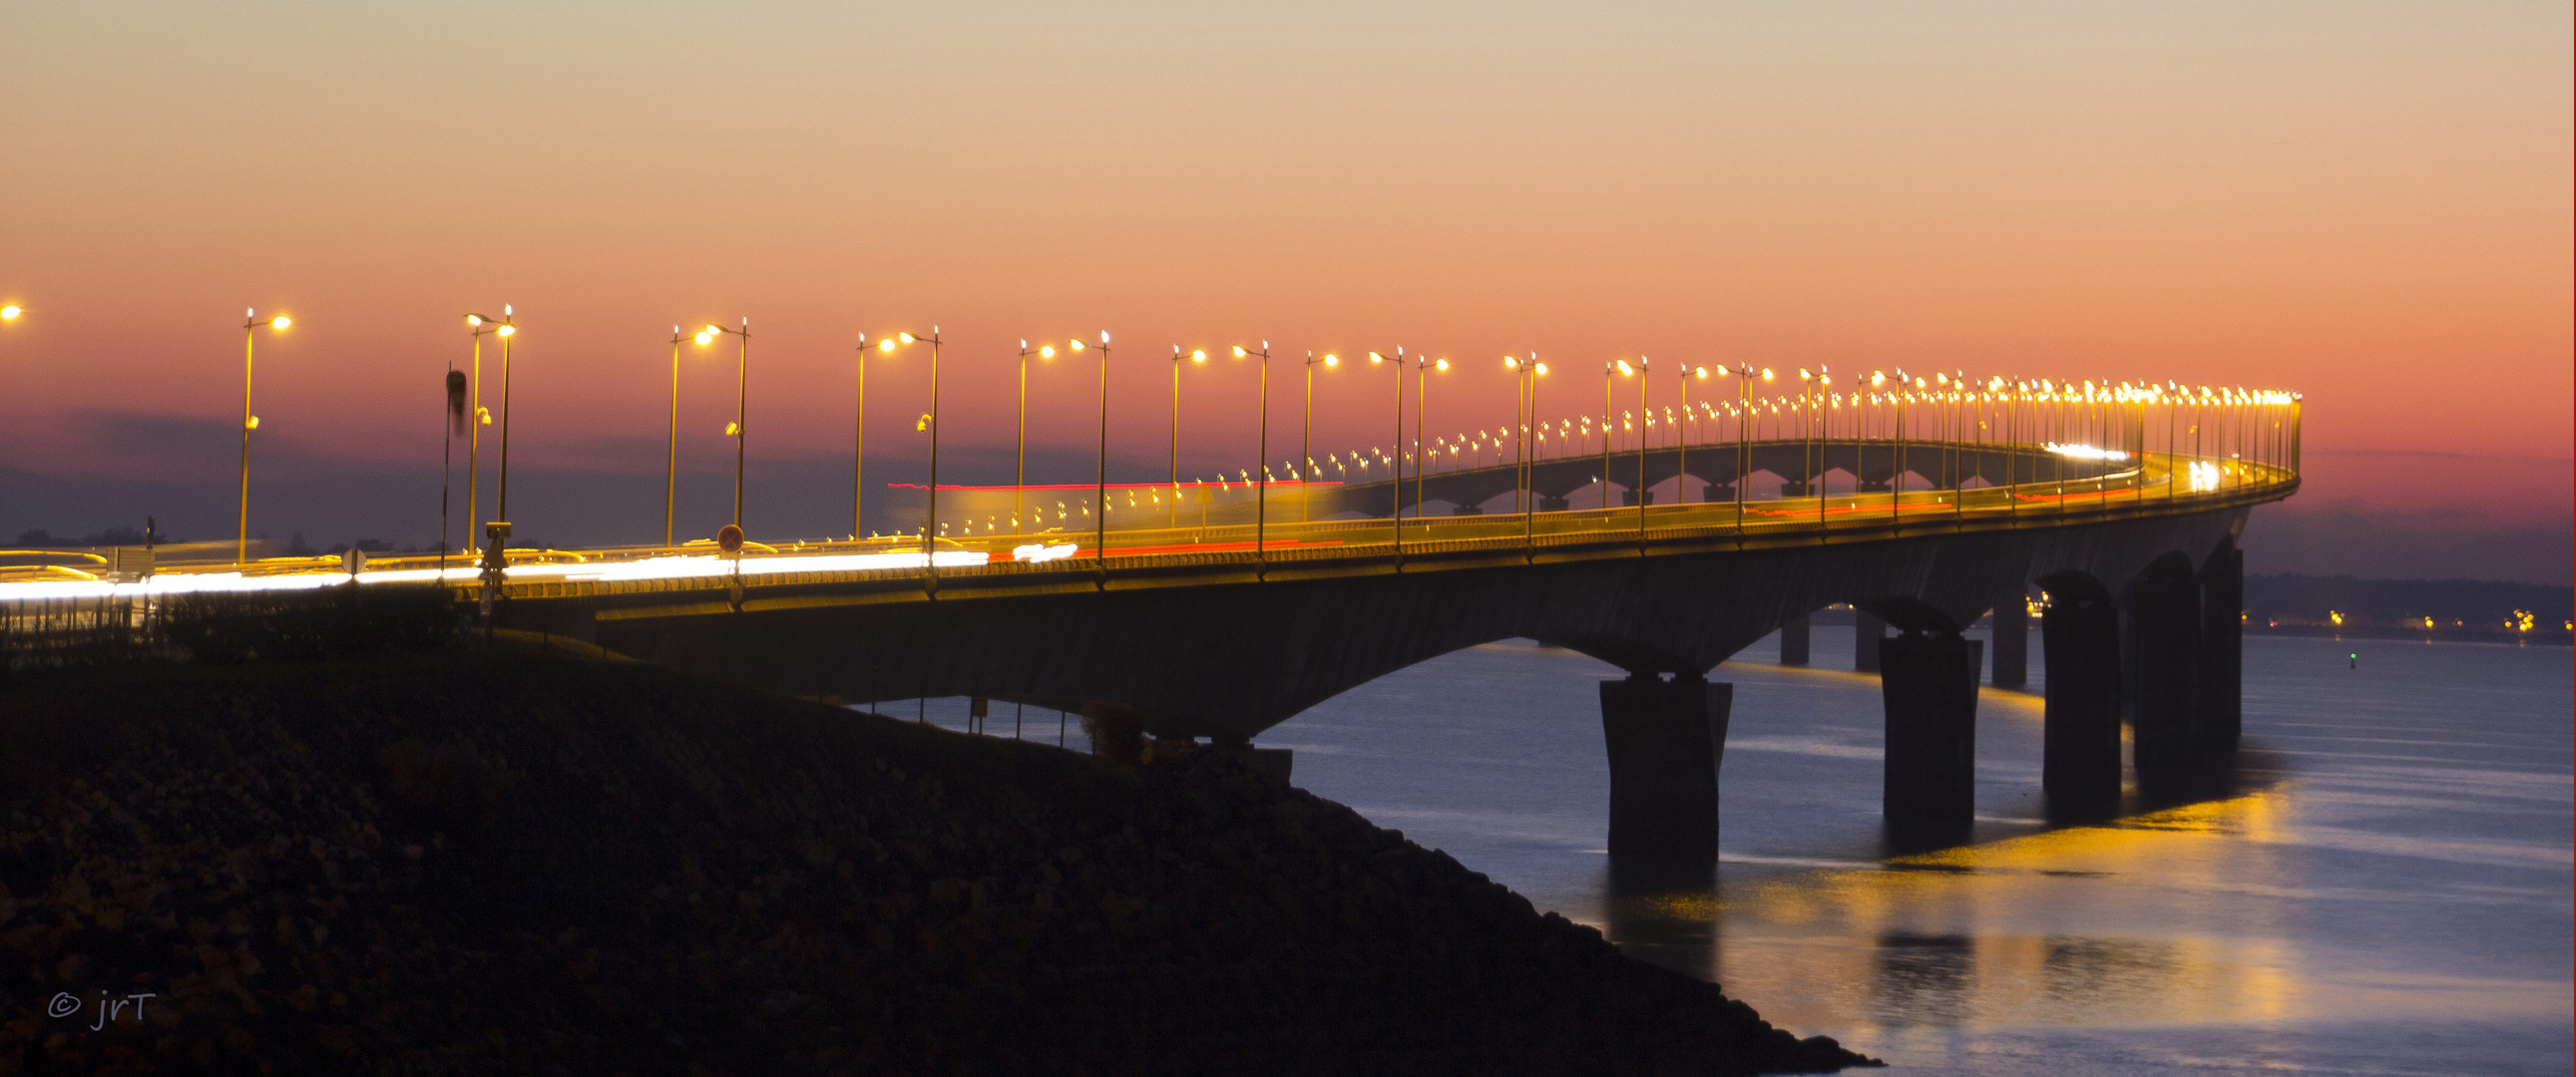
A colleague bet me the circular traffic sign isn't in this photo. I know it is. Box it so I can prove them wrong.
[716,524,744,553]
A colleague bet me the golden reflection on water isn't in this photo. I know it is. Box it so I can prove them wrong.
[1694,791,2308,1032]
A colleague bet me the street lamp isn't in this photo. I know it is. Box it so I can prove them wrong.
[462,311,507,545]
[235,308,292,563]
[1299,349,1338,522]
[1082,332,1109,574]
[1366,349,1405,558]
[1679,362,1708,506]
[851,333,875,539]
[1169,345,1208,527]
[701,319,750,533]
[1505,354,1548,553]
[1414,353,1450,532]
[1015,339,1062,534]
[659,325,702,547]
[1230,342,1273,567]
[878,329,940,563]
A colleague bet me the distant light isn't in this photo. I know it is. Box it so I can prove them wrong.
[900,332,915,344]
[877,338,895,351]
[245,416,260,430]
[698,332,716,345]
[1324,353,1338,366]
[0,306,19,320]
[1534,363,1547,375]
[1233,345,1247,358]
[270,316,291,330]
[496,324,513,337]
[1191,349,1206,362]
[1040,345,1056,358]
[466,314,482,326]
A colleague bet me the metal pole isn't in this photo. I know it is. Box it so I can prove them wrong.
[1018,341,1030,534]
[667,328,680,546]
[467,329,482,547]
[1255,343,1269,568]
[1636,358,1649,547]
[927,329,942,565]
[498,311,516,523]
[1094,336,1109,577]
[854,335,868,538]
[236,314,255,564]
[732,319,748,530]
[1169,346,1181,529]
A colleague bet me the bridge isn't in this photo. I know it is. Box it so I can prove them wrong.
[2,380,2301,862]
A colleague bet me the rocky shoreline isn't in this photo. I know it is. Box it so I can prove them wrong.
[0,646,1876,1074]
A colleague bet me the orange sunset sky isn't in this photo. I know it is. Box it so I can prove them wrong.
[1,2,2567,573]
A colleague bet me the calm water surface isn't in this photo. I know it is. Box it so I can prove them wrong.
[910,631,2574,1075]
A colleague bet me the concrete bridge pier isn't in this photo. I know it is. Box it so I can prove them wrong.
[1880,630,1982,829]
[2131,554,2204,775]
[2198,538,2244,759]
[1854,609,1888,672]
[1988,592,2028,688]
[2037,577,2123,813]
[1599,674,1733,863]
[1779,612,1811,666]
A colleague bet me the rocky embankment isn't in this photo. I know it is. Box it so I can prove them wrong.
[0,647,1875,1075]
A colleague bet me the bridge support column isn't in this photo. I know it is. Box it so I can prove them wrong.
[1854,609,1887,672]
[1880,631,1981,828]
[2132,557,2204,775]
[2198,539,2244,759]
[1779,613,1811,666]
[2040,589,2122,811]
[1599,675,1732,863]
[1989,592,2028,688]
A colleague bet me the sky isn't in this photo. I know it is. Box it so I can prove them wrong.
[2,1,2568,580]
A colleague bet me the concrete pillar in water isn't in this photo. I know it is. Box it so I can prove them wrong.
[1854,609,1887,672]
[1880,631,1982,827]
[1779,612,1811,666]
[2131,555,2204,774]
[1989,592,2028,688]
[2040,585,2122,808]
[2198,539,2244,759]
[1599,675,1733,863]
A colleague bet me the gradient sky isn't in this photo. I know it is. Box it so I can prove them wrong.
[3,2,2568,555]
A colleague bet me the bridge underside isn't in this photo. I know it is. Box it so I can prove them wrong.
[592,506,2244,743]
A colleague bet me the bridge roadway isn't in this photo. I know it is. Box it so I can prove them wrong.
[472,437,2292,857]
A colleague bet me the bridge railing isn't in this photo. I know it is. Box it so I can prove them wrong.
[0,377,2300,601]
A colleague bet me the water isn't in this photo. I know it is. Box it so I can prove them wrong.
[897,631,2574,1074]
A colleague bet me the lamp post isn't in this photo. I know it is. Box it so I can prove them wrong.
[1600,360,1622,510]
[1680,362,1708,506]
[462,312,506,544]
[1505,354,1547,554]
[1083,332,1109,573]
[490,306,520,524]
[1231,342,1272,566]
[235,308,291,563]
[852,333,871,539]
[664,325,716,546]
[1015,339,1063,534]
[1413,353,1449,535]
[878,329,940,563]
[1300,349,1338,522]
[1366,348,1405,559]
[1169,346,1208,528]
[1631,358,1650,545]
